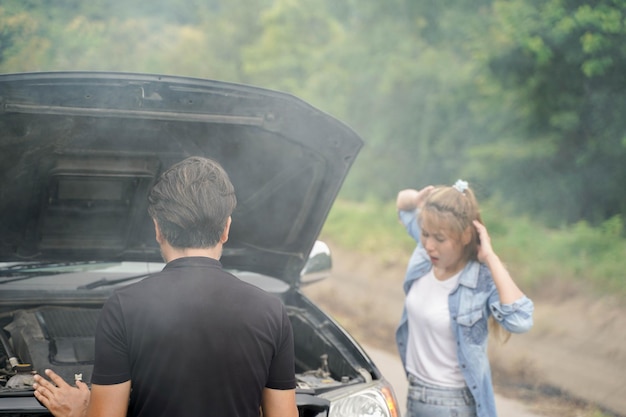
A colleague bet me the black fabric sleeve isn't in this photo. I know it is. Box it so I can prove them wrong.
[91,293,132,385]
[265,305,296,390]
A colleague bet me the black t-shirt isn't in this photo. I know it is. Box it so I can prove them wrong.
[91,257,296,417]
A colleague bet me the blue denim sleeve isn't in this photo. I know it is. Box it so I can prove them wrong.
[398,209,420,242]
[488,294,534,333]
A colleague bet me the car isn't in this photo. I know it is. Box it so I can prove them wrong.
[0,71,401,416]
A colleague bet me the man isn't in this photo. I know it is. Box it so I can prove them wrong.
[33,156,298,417]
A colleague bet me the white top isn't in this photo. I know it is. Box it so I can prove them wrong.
[405,268,466,387]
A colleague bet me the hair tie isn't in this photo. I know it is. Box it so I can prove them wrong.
[452,179,468,193]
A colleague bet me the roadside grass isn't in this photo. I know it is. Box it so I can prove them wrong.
[320,198,626,301]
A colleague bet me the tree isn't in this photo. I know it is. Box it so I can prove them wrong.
[481,0,626,226]
[0,6,46,72]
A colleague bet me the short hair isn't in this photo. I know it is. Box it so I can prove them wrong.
[419,184,482,261]
[147,157,237,249]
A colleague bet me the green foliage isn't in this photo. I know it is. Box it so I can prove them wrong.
[320,199,413,264]
[0,1,269,79]
[0,7,41,71]
[240,0,346,98]
[482,0,626,226]
[322,199,626,298]
[1,0,625,231]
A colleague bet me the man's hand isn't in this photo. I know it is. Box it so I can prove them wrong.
[33,369,90,417]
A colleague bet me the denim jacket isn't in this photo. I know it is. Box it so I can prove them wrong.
[395,209,534,417]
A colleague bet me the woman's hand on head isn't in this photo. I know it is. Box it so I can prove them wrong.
[473,220,525,303]
[473,220,496,264]
[396,186,435,211]
[415,186,435,208]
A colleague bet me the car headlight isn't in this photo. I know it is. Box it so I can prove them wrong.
[326,380,400,417]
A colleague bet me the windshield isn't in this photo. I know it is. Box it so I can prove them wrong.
[0,261,165,291]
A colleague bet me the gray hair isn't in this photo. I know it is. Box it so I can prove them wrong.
[147,157,237,248]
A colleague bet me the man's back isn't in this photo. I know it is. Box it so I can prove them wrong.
[92,257,296,417]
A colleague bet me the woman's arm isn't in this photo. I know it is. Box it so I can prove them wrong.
[396,186,434,212]
[474,220,534,333]
[473,220,524,304]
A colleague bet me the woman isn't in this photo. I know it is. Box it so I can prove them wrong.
[395,180,534,417]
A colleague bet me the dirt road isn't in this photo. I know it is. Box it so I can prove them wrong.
[302,242,626,417]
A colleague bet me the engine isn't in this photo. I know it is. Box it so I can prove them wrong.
[0,305,360,394]
[1,307,99,391]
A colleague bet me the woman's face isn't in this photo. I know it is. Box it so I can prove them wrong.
[420,223,468,279]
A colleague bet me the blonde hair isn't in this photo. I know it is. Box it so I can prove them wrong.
[419,183,510,343]
[419,185,481,263]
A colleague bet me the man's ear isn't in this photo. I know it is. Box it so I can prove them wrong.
[153,219,164,244]
[220,216,232,244]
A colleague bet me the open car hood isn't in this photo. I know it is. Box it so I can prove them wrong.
[0,72,362,286]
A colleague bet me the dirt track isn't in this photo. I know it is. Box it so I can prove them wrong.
[301,242,626,417]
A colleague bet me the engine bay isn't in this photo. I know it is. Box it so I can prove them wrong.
[0,305,365,395]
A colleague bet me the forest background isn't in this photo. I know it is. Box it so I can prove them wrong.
[2,1,626,415]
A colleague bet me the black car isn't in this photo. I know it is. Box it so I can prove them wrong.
[0,72,400,416]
